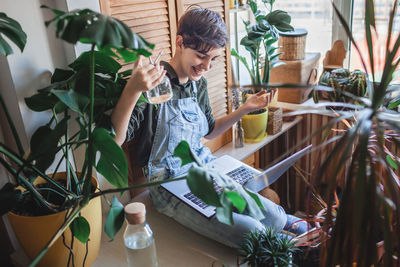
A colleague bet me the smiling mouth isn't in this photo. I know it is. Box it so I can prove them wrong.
[192,66,203,76]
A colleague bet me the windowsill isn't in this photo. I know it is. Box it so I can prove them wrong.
[213,116,303,161]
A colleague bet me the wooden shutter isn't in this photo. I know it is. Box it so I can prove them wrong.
[99,0,177,72]
[176,0,232,152]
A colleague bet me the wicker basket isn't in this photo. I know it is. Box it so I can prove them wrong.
[267,107,282,135]
[278,28,308,61]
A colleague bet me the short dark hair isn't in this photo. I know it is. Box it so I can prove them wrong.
[177,8,228,54]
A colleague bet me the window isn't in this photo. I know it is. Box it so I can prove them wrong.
[349,0,400,82]
[230,0,333,85]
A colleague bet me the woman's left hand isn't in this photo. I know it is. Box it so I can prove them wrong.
[242,90,276,113]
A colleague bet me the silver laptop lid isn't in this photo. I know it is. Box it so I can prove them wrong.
[244,144,312,192]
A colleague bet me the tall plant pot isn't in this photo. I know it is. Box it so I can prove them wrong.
[8,173,102,267]
[241,108,268,143]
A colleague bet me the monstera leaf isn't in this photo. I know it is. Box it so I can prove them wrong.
[0,12,26,56]
[265,10,293,32]
[43,6,154,61]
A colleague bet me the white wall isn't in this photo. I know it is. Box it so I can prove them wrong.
[2,0,67,142]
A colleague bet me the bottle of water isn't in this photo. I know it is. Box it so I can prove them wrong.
[124,202,158,267]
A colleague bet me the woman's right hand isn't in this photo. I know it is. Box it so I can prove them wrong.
[126,56,167,94]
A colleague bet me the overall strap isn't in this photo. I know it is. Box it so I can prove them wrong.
[191,81,198,99]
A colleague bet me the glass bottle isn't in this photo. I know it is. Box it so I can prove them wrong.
[234,120,244,148]
[145,75,173,104]
[124,202,158,267]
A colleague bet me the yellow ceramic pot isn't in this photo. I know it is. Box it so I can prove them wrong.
[8,172,102,267]
[242,108,269,143]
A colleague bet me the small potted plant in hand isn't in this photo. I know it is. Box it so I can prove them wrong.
[231,0,293,142]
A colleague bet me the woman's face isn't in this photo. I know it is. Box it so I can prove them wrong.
[180,45,223,81]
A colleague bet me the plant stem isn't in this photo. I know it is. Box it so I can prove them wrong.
[0,143,74,196]
[64,110,71,191]
[81,44,96,206]
[255,43,260,85]
[89,176,186,199]
[0,156,60,211]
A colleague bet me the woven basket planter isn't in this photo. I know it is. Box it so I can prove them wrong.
[278,28,308,61]
[267,107,282,135]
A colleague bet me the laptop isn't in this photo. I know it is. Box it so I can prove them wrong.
[161,145,312,218]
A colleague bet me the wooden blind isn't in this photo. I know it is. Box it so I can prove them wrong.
[99,0,177,72]
[176,0,232,152]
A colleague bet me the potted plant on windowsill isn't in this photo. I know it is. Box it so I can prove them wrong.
[231,0,293,142]
[0,7,270,266]
[313,68,368,107]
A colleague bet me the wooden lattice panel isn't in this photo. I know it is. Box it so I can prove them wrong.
[100,0,177,72]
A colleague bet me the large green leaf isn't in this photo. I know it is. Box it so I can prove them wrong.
[51,68,75,83]
[70,216,90,243]
[231,48,254,82]
[265,10,293,32]
[92,128,128,188]
[225,191,246,213]
[29,117,69,172]
[249,1,258,16]
[52,89,89,115]
[69,50,121,74]
[43,6,154,58]
[173,140,195,167]
[0,12,26,56]
[104,196,125,240]
[25,92,60,112]
[216,194,234,225]
[187,166,220,207]
[185,165,266,224]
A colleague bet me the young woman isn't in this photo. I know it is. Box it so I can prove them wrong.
[111,8,307,248]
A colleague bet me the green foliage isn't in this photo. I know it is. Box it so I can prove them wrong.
[314,68,367,104]
[308,1,400,266]
[70,216,90,243]
[0,12,26,56]
[239,228,297,267]
[0,7,155,266]
[173,140,196,166]
[42,5,153,62]
[104,196,125,241]
[92,128,128,188]
[173,140,265,225]
[231,0,293,86]
[187,166,220,207]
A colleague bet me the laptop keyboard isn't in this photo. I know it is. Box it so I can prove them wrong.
[183,192,209,209]
[182,166,258,210]
[226,166,257,185]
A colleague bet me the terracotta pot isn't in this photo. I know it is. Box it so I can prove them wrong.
[8,172,102,267]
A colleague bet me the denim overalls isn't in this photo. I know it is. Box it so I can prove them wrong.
[143,81,289,248]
